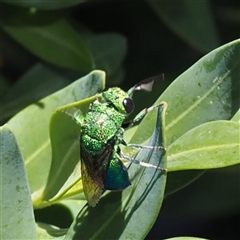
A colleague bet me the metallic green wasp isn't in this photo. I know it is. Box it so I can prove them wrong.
[75,78,166,207]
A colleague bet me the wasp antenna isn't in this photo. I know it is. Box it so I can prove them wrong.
[135,79,154,91]
[134,74,165,92]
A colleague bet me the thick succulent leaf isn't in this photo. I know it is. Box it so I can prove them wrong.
[168,120,240,171]
[0,63,70,122]
[64,103,167,239]
[36,200,86,239]
[36,223,66,239]
[164,170,205,197]
[39,96,97,203]
[166,165,240,217]
[165,116,240,196]
[147,0,219,52]
[84,33,127,77]
[0,125,37,239]
[131,39,240,146]
[130,39,240,196]
[231,108,240,121]
[1,10,93,71]
[7,71,105,195]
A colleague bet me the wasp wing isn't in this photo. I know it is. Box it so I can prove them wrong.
[80,140,114,207]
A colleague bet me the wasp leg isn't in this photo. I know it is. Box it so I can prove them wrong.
[122,140,166,151]
[125,103,165,129]
[119,153,167,172]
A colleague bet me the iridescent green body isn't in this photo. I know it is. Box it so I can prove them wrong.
[81,89,127,156]
[77,79,165,207]
[79,87,131,206]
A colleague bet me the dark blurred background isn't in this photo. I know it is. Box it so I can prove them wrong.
[1,0,239,239]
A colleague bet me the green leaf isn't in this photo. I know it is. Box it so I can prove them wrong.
[1,10,93,71]
[130,39,240,196]
[147,0,219,52]
[132,39,240,147]
[64,103,167,239]
[37,222,67,239]
[168,120,240,171]
[7,70,105,195]
[165,165,240,216]
[1,0,86,10]
[39,95,97,203]
[231,108,240,121]
[0,125,37,239]
[84,33,127,77]
[165,170,205,197]
[0,63,70,122]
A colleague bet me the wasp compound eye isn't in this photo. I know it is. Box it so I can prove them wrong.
[123,98,135,113]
